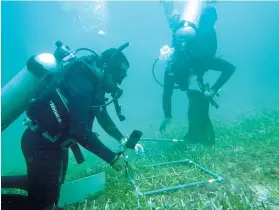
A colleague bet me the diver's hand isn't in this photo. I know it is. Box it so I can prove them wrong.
[110,154,127,171]
[120,137,128,145]
[134,143,144,155]
[117,137,128,152]
[160,117,172,132]
[204,89,217,98]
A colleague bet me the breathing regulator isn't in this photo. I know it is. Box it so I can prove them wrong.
[54,40,128,121]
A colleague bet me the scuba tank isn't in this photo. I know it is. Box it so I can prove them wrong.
[1,53,59,132]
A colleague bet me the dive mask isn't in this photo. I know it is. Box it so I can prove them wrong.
[113,62,128,85]
[103,73,124,98]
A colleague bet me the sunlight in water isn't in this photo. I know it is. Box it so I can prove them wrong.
[181,0,202,24]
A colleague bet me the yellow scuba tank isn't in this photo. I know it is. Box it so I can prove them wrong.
[1,53,59,132]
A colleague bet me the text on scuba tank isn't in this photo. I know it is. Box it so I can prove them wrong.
[49,101,63,124]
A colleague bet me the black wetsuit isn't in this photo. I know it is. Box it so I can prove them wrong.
[20,56,125,209]
[163,25,235,145]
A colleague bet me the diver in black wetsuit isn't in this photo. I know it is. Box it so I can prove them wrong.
[18,46,132,210]
[160,4,235,146]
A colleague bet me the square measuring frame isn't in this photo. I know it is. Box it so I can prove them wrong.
[125,159,224,197]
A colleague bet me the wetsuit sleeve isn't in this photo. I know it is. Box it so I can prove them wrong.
[96,106,125,142]
[163,62,175,118]
[202,30,235,92]
[64,67,116,164]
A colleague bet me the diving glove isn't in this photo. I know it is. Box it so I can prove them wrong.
[118,137,144,154]
[117,137,128,152]
[134,143,144,155]
[204,88,218,98]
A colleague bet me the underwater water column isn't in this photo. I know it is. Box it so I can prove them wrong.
[60,0,109,35]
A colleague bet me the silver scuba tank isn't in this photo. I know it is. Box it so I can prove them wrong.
[1,53,59,132]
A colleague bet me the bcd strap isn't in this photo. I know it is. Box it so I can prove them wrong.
[61,56,103,96]
[60,139,85,164]
[24,118,85,164]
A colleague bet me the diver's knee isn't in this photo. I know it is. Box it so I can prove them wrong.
[230,64,236,73]
[226,62,236,76]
